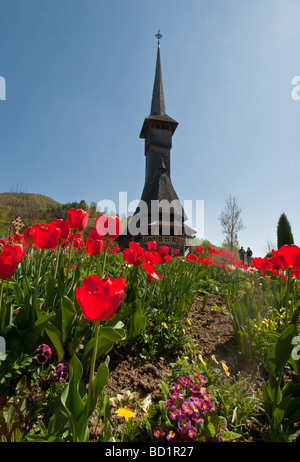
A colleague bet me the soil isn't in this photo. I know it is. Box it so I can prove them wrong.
[96,293,269,441]
[106,293,267,400]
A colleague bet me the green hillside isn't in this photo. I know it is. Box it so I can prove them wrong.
[0,192,91,235]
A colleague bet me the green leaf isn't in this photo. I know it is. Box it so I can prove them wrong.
[81,325,125,372]
[85,359,109,417]
[46,272,55,309]
[23,312,56,350]
[60,353,89,442]
[34,311,55,326]
[93,359,109,400]
[283,396,300,427]
[291,305,300,325]
[265,323,298,379]
[204,412,220,439]
[44,322,65,362]
[61,296,76,343]
[126,300,146,343]
[9,280,24,305]
[220,430,242,441]
[3,404,17,433]
[273,394,291,429]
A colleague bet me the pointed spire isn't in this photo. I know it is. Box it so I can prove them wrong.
[139,30,178,139]
[150,31,165,115]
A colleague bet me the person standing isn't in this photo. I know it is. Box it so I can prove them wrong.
[239,246,245,264]
[246,247,253,266]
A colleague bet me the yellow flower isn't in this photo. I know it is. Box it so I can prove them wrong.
[198,354,206,366]
[115,407,136,422]
[161,322,168,329]
[222,362,230,377]
[186,318,192,325]
[211,355,219,364]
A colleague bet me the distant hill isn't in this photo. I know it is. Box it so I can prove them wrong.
[0,192,62,211]
[0,192,91,235]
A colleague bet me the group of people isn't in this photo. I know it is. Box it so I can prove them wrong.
[238,246,253,266]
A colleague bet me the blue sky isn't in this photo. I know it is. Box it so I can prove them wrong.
[0,0,300,257]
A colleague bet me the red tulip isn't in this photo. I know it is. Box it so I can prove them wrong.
[1,244,24,265]
[24,226,36,244]
[72,235,84,248]
[251,257,273,271]
[158,246,169,256]
[196,246,204,254]
[147,241,157,252]
[88,227,102,241]
[185,254,197,262]
[67,208,89,233]
[50,219,69,240]
[0,253,17,279]
[12,233,23,242]
[142,251,156,272]
[157,246,171,264]
[123,242,144,267]
[147,270,162,283]
[75,275,125,321]
[86,238,105,256]
[95,215,120,241]
[269,245,300,270]
[32,223,61,250]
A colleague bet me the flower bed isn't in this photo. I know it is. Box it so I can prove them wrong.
[0,209,299,442]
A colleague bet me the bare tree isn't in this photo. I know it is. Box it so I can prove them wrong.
[219,195,244,252]
[265,239,276,255]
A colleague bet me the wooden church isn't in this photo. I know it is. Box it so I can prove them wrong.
[118,32,195,255]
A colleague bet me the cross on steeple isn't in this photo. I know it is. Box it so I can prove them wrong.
[155,29,163,46]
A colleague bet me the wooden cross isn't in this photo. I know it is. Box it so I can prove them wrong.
[155,29,163,45]
[12,216,24,234]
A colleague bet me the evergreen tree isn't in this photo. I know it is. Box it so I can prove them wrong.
[277,213,294,249]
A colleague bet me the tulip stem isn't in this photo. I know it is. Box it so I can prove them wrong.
[0,280,4,329]
[66,233,75,283]
[36,248,44,283]
[122,264,129,284]
[87,254,93,277]
[86,321,100,417]
[54,243,61,281]
[144,275,156,311]
[286,269,292,323]
[34,248,44,303]
[101,243,109,278]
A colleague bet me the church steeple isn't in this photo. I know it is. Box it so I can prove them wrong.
[150,38,165,116]
[139,32,178,140]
